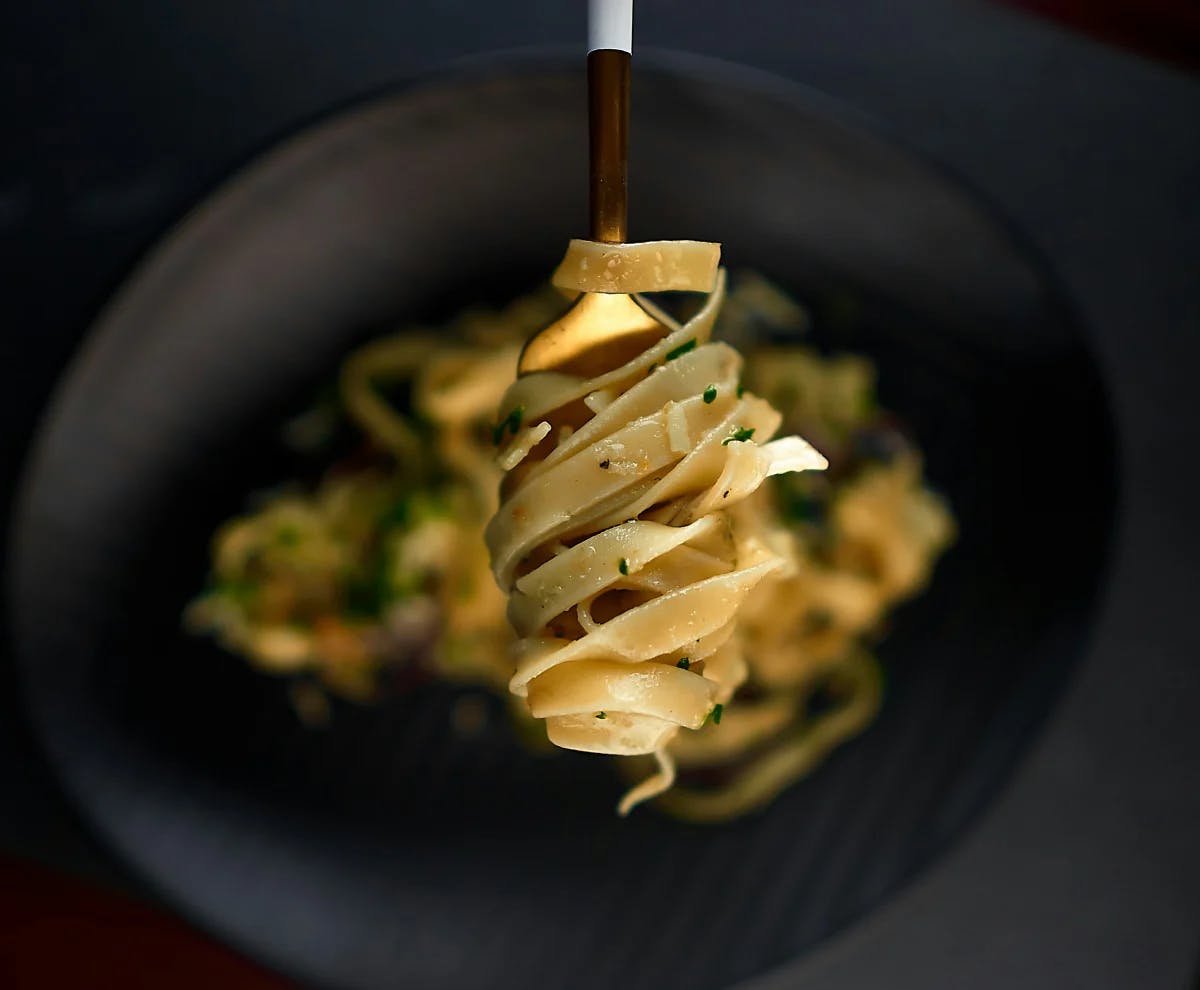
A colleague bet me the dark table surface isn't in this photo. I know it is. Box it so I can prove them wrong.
[3,1,1198,987]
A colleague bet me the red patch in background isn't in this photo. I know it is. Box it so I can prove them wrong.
[998,0,1200,70]
[0,855,292,990]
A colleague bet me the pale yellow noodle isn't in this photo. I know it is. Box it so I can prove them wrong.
[486,240,828,814]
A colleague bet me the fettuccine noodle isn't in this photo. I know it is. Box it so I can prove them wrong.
[486,241,828,813]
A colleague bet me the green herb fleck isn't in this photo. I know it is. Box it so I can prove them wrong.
[275,524,302,547]
[712,703,723,725]
[381,488,450,532]
[736,382,745,398]
[456,576,475,601]
[665,338,697,361]
[595,711,607,719]
[722,427,756,445]
[344,560,392,617]
[618,558,629,576]
[216,578,258,607]
[702,384,717,404]
[491,404,525,445]
[676,657,690,670]
[776,479,825,523]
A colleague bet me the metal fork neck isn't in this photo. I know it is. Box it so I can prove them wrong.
[588,49,630,243]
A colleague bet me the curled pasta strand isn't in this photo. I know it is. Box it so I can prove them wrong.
[487,239,828,813]
[644,650,884,823]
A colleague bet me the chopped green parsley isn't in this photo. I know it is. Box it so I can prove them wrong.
[722,427,756,445]
[665,338,697,361]
[618,558,629,576]
[702,384,717,404]
[676,657,690,670]
[275,524,301,547]
[491,405,525,445]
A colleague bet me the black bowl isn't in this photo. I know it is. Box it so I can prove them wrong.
[7,56,1115,990]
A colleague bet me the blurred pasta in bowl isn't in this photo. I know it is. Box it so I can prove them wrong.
[185,272,954,821]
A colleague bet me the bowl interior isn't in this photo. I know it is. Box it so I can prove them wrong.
[10,62,1116,990]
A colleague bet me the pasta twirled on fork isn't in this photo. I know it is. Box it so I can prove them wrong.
[486,240,828,813]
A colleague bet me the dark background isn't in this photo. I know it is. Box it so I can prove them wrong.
[3,1,1198,987]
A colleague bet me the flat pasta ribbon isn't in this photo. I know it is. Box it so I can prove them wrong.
[486,239,828,814]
